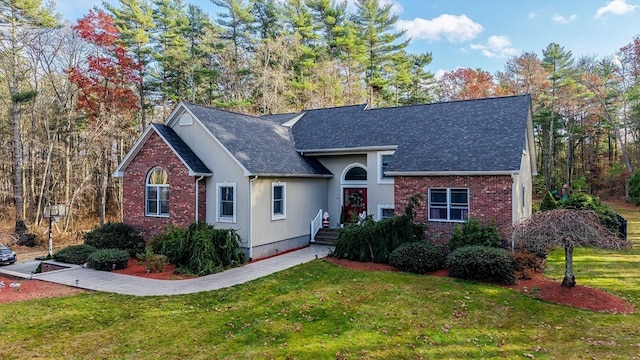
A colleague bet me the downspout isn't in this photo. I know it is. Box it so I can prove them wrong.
[249,175,258,261]
[195,176,204,223]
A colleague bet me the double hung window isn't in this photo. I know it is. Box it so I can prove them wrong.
[217,183,236,223]
[146,167,169,217]
[428,188,469,222]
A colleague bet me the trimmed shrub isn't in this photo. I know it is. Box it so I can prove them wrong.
[389,241,445,274]
[332,194,426,263]
[53,244,97,265]
[539,191,558,211]
[88,249,130,271]
[155,222,246,276]
[145,233,165,255]
[84,222,144,256]
[137,246,169,273]
[513,245,545,280]
[446,245,516,285]
[449,218,502,252]
[562,193,619,234]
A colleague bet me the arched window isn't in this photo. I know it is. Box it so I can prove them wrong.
[146,167,169,216]
[345,166,367,181]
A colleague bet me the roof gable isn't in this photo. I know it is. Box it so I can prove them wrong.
[179,102,332,177]
[114,123,212,177]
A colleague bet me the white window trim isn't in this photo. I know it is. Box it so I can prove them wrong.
[376,204,395,220]
[271,182,286,221]
[428,188,469,223]
[145,167,169,218]
[216,182,237,223]
[340,162,367,185]
[179,113,193,126]
[377,151,395,184]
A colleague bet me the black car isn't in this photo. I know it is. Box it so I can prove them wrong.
[0,244,17,265]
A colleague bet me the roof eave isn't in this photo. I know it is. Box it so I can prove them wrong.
[298,145,398,155]
[387,170,519,176]
[246,172,334,178]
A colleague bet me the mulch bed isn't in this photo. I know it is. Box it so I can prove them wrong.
[324,257,635,314]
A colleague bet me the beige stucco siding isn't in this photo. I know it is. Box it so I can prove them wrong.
[250,177,327,249]
[367,151,395,219]
[170,115,251,241]
[317,152,395,225]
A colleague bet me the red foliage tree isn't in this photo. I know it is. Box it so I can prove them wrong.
[69,9,141,121]
[68,10,142,225]
[438,67,496,101]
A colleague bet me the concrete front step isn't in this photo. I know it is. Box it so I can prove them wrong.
[314,228,339,245]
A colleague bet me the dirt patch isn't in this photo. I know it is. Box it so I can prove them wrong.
[324,257,635,314]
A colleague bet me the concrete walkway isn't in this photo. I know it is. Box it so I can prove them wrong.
[0,245,333,296]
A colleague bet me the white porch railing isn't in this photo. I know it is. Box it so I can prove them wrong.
[310,208,323,242]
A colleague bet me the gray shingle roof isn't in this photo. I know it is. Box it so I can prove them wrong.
[260,112,302,124]
[293,95,531,173]
[151,123,212,176]
[182,103,332,177]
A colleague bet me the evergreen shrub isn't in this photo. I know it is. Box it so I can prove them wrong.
[539,191,558,211]
[88,248,130,271]
[155,222,246,276]
[449,218,502,252]
[84,222,144,256]
[446,245,516,284]
[389,241,444,274]
[562,193,619,234]
[53,244,97,265]
[332,194,426,263]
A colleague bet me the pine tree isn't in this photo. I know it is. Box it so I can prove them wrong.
[351,0,408,107]
[0,0,57,233]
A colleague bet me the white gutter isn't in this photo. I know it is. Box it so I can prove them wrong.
[248,175,258,261]
[195,176,204,222]
[386,170,519,177]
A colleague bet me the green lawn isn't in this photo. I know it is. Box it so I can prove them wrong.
[0,204,639,359]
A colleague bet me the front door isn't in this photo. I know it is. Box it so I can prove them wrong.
[343,188,367,223]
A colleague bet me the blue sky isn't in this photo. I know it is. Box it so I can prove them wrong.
[58,0,639,75]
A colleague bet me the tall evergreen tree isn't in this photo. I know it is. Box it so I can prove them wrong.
[0,0,57,233]
[183,4,218,104]
[152,0,189,115]
[251,0,282,40]
[351,0,408,107]
[212,0,255,107]
[542,43,575,190]
[103,0,155,127]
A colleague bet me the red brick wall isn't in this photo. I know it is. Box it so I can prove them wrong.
[122,132,206,239]
[394,175,512,244]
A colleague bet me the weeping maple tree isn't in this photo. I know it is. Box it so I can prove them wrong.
[511,209,624,287]
[69,9,141,225]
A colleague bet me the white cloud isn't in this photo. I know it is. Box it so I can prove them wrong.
[397,14,484,43]
[552,13,578,24]
[528,12,539,19]
[595,0,638,18]
[469,35,520,58]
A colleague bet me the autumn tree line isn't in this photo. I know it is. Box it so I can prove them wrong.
[1,0,639,234]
